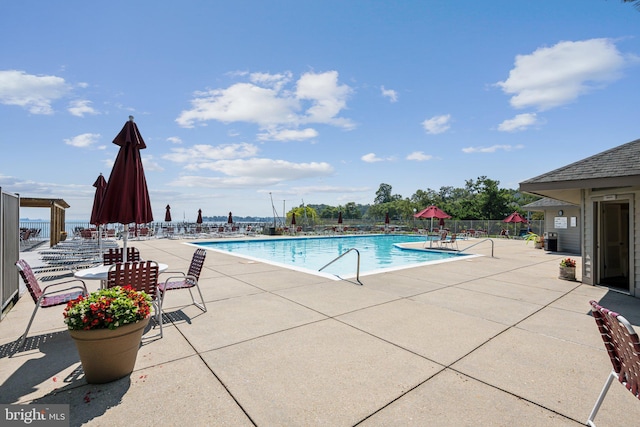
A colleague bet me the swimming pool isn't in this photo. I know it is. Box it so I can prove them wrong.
[194,234,474,280]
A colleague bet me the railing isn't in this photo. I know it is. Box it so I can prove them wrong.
[458,238,494,257]
[319,248,363,285]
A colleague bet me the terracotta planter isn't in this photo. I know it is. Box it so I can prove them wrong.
[69,317,149,384]
[559,266,576,281]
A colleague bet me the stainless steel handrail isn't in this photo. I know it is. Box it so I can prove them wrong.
[458,238,494,257]
[319,248,363,285]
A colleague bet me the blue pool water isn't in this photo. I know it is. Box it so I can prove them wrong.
[194,234,471,279]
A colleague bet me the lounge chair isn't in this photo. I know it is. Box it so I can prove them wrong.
[587,300,640,426]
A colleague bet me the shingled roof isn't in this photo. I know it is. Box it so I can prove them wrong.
[520,138,640,204]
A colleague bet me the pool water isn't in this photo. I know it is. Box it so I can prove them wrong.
[194,234,471,279]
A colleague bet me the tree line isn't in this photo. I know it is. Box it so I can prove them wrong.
[290,176,543,223]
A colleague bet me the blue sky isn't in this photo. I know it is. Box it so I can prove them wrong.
[1,1,639,221]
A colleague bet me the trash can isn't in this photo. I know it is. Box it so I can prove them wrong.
[544,232,557,252]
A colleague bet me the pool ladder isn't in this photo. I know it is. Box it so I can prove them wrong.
[319,248,363,285]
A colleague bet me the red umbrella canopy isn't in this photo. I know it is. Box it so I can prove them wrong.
[90,173,107,226]
[291,212,296,225]
[197,209,203,224]
[337,211,343,224]
[164,205,172,222]
[504,212,528,223]
[227,212,233,224]
[413,205,451,219]
[97,117,153,225]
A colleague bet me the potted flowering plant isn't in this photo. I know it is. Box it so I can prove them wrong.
[64,286,152,384]
[524,232,544,249]
[559,258,577,281]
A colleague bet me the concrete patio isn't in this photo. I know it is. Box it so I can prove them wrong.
[1,236,640,426]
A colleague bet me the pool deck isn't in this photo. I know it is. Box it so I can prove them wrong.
[2,235,640,426]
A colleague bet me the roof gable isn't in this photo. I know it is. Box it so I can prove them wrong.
[521,138,640,185]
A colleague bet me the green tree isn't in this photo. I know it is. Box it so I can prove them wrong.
[374,183,393,204]
[287,206,318,224]
[343,202,362,219]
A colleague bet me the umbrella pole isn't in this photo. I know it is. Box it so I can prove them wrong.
[122,225,129,254]
[98,224,103,255]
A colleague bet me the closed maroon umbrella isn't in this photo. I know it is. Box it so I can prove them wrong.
[227,212,233,224]
[385,212,390,224]
[97,116,153,251]
[291,212,296,225]
[197,209,203,224]
[338,211,343,224]
[90,173,107,226]
[90,173,107,252]
[164,204,172,222]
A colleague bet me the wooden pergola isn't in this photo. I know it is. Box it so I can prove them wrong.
[19,197,70,247]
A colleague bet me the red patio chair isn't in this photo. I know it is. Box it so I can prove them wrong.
[439,233,458,250]
[107,261,162,337]
[587,300,640,426]
[103,247,141,265]
[15,259,88,350]
[157,249,207,315]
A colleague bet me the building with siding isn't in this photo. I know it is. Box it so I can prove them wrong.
[520,138,640,296]
[523,197,581,254]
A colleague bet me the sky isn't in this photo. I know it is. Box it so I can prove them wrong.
[1,1,639,222]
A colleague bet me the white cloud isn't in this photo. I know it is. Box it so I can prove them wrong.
[249,71,292,91]
[285,185,370,194]
[462,144,525,153]
[406,151,433,161]
[194,158,333,178]
[169,158,334,189]
[422,114,451,134]
[497,38,628,111]
[361,153,385,163]
[176,70,355,132]
[0,70,70,114]
[68,99,98,117]
[497,113,539,132]
[64,133,101,148]
[257,127,319,141]
[296,71,354,128]
[163,143,259,163]
[166,136,183,144]
[141,154,164,172]
[381,86,398,102]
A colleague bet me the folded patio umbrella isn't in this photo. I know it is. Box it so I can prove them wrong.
[165,204,172,222]
[90,174,107,227]
[197,209,203,224]
[97,116,153,252]
[90,173,107,253]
